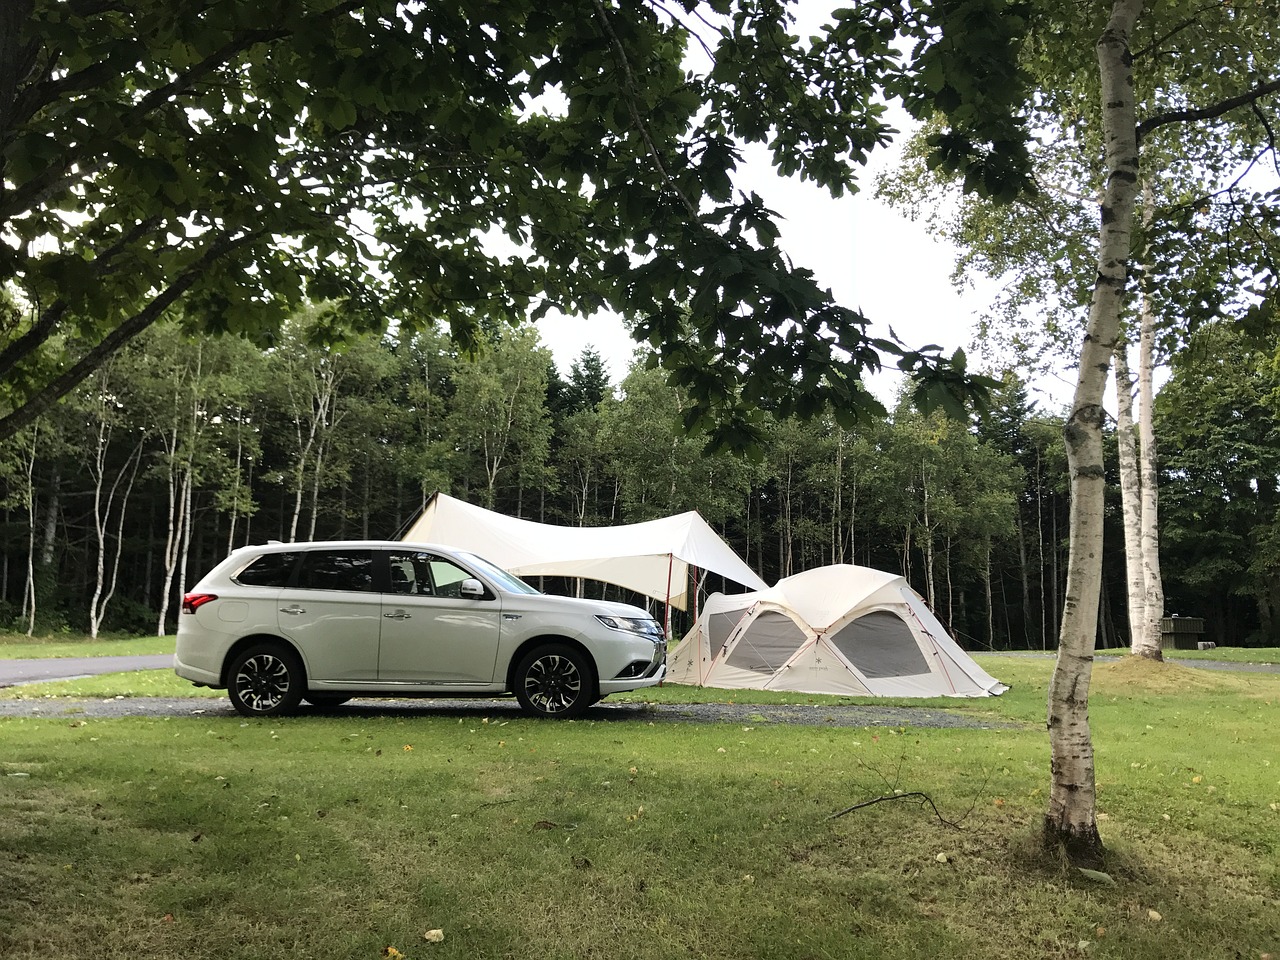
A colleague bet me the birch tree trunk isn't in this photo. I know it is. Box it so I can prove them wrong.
[176,454,196,605]
[88,436,143,639]
[1044,0,1143,869]
[287,361,338,541]
[21,426,37,636]
[1037,458,1047,649]
[985,540,995,647]
[1135,242,1164,659]
[1114,348,1147,650]
[1016,510,1030,647]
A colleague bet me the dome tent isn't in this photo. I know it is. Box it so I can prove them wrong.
[666,564,1007,698]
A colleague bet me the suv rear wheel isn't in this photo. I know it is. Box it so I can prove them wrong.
[228,643,305,717]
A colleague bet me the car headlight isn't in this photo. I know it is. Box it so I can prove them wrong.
[596,615,664,640]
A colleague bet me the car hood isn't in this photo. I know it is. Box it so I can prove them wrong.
[499,591,656,622]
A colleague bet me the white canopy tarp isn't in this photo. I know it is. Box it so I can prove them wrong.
[667,564,1007,697]
[401,492,767,610]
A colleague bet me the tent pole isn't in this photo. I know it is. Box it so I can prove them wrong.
[664,553,674,640]
[693,566,700,622]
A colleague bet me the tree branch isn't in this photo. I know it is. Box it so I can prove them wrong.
[0,227,263,442]
[827,791,964,829]
[1138,78,1280,143]
[0,217,163,380]
[1,0,365,222]
[590,0,702,222]
[1130,2,1219,62]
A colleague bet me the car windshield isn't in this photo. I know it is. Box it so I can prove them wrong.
[460,552,542,595]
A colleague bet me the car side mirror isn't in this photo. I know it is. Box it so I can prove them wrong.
[459,578,485,599]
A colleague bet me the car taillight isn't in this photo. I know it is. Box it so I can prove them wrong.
[182,593,217,614]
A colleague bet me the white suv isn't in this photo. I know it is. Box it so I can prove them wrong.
[175,541,667,718]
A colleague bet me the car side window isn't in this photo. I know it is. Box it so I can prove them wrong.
[234,552,300,587]
[428,559,473,598]
[296,550,375,592]
[386,552,431,595]
[385,552,479,598]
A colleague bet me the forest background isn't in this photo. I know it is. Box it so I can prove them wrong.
[1,300,1274,652]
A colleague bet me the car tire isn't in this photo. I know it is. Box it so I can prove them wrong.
[303,694,352,709]
[228,643,306,718]
[513,644,596,719]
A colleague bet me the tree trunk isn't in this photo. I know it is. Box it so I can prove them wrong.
[921,464,936,609]
[88,436,143,639]
[1044,0,1144,870]
[945,535,954,631]
[984,540,995,648]
[1037,451,1048,649]
[21,426,38,635]
[1114,348,1146,651]
[1135,238,1165,660]
[1016,506,1031,647]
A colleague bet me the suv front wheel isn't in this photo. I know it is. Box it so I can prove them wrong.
[228,643,305,717]
[513,644,596,719]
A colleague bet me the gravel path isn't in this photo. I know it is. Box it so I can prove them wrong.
[0,695,1021,729]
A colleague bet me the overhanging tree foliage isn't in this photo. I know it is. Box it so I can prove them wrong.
[1,0,1034,450]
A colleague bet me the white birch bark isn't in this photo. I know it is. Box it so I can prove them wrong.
[226,427,244,553]
[156,349,206,635]
[1135,223,1165,659]
[306,429,331,542]
[921,464,936,608]
[1045,0,1144,868]
[155,397,183,634]
[156,428,194,635]
[176,454,195,604]
[286,355,341,542]
[21,425,37,636]
[1113,348,1146,652]
[88,433,143,639]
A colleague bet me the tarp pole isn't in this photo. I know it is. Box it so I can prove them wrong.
[664,553,674,639]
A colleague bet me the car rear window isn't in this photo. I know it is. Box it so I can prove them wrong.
[234,552,301,587]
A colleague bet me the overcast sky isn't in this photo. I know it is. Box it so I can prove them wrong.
[535,131,1026,406]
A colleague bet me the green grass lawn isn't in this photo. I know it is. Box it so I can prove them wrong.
[1153,646,1279,664]
[0,632,175,659]
[2,653,1277,960]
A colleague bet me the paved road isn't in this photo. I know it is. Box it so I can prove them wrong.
[0,654,173,687]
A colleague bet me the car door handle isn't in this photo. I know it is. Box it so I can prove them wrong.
[383,611,411,620]
[280,605,306,616]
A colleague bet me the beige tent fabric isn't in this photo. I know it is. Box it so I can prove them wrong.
[667,564,1007,698]
[401,492,767,610]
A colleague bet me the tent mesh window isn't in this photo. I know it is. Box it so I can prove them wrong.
[829,611,931,678]
[708,609,747,660]
[724,611,807,674]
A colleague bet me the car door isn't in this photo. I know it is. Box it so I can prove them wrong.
[275,548,381,681]
[377,550,503,683]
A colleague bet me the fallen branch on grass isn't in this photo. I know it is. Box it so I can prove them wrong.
[827,792,963,829]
